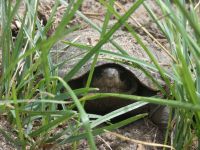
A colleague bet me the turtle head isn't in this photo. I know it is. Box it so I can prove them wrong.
[91,66,138,93]
[102,67,120,79]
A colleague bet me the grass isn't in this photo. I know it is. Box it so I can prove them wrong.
[0,0,200,149]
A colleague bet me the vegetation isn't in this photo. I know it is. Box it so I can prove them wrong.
[0,0,199,149]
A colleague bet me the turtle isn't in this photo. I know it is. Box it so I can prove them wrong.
[67,62,170,131]
[51,28,172,131]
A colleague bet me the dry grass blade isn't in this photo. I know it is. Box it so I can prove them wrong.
[114,1,177,63]
[97,135,112,150]
[104,130,175,150]
[194,1,200,10]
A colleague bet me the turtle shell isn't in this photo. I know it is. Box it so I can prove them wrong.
[51,28,172,90]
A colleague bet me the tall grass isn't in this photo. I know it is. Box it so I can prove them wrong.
[0,0,199,149]
[145,0,200,148]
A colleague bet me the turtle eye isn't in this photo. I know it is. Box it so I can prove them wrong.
[119,71,127,81]
[93,68,102,79]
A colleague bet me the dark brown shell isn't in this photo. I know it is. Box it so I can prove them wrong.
[51,28,172,90]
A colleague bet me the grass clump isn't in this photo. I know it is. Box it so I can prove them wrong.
[0,0,199,149]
